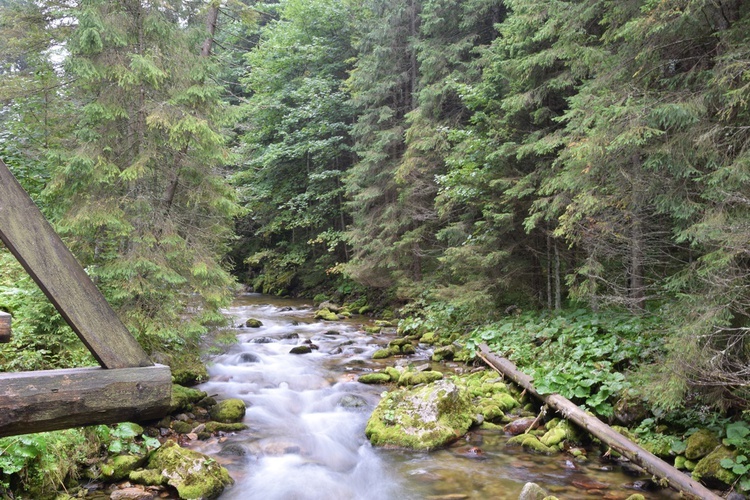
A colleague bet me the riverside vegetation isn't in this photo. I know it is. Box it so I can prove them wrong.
[3,0,750,498]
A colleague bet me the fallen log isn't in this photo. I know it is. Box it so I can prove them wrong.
[477,343,721,500]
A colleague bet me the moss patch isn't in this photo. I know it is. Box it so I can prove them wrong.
[692,445,737,487]
[398,370,444,386]
[100,454,145,482]
[170,385,208,413]
[210,398,246,423]
[129,468,168,486]
[685,429,720,460]
[358,372,392,384]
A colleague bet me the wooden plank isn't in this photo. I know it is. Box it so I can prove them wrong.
[0,365,171,437]
[0,159,152,368]
[477,344,722,500]
[0,312,10,343]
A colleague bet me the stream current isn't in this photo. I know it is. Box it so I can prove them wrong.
[190,294,676,499]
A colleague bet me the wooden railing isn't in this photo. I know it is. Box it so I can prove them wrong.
[0,159,171,437]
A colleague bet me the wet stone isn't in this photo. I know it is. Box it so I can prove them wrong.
[250,337,275,344]
[239,352,260,363]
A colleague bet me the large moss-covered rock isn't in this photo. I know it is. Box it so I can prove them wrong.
[692,445,737,487]
[100,454,146,482]
[366,379,473,450]
[372,348,397,359]
[147,440,233,499]
[171,385,208,413]
[245,318,263,328]
[210,398,246,423]
[540,420,579,448]
[685,428,720,460]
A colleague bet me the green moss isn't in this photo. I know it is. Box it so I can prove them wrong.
[475,402,506,423]
[540,420,578,447]
[245,318,263,328]
[171,421,193,434]
[364,325,382,334]
[520,435,555,454]
[398,370,443,386]
[685,429,720,460]
[100,454,145,482]
[692,445,737,486]
[147,440,233,500]
[625,495,645,500]
[480,422,504,431]
[170,352,209,386]
[358,372,392,384]
[203,421,249,434]
[674,455,687,470]
[170,385,208,413]
[491,392,519,412]
[384,366,401,381]
[375,320,394,327]
[431,345,456,362]
[372,348,394,359]
[420,332,438,344]
[314,308,339,321]
[684,459,697,471]
[358,306,372,315]
[400,344,416,355]
[129,468,168,486]
[209,398,246,423]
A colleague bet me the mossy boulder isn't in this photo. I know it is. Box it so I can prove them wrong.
[209,398,246,423]
[388,338,411,348]
[170,353,209,386]
[507,434,556,454]
[245,318,263,328]
[674,455,687,470]
[314,308,339,321]
[129,468,168,486]
[170,385,208,413]
[398,370,443,386]
[400,344,416,355]
[685,428,720,460]
[100,454,146,481]
[147,440,233,499]
[540,420,578,447]
[364,325,382,334]
[692,444,737,487]
[372,348,396,359]
[358,372,392,384]
[420,332,439,344]
[384,366,401,382]
[366,379,473,450]
[431,345,456,362]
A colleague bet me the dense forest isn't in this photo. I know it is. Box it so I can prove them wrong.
[2,0,750,494]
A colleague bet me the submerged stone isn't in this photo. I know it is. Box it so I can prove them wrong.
[519,482,548,500]
[146,440,233,499]
[365,379,473,450]
[210,398,246,423]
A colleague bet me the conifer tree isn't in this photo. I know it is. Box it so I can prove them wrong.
[45,0,239,352]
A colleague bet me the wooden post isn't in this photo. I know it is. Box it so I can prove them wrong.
[0,159,152,368]
[0,312,10,343]
[477,344,722,500]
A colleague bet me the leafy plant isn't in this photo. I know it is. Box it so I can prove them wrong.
[720,420,750,492]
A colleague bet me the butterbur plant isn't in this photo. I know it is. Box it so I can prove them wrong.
[720,420,750,492]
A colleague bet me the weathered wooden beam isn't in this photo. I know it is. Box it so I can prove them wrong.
[0,365,171,437]
[0,159,152,368]
[0,312,10,343]
[477,344,722,500]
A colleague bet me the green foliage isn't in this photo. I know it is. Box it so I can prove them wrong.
[719,420,750,492]
[0,429,98,494]
[95,423,160,455]
[466,310,664,417]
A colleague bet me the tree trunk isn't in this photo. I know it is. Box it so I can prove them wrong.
[476,344,721,500]
[201,3,220,57]
[629,152,646,311]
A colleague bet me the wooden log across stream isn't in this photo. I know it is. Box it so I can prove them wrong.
[477,343,722,500]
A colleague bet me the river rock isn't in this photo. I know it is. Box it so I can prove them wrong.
[250,337,275,344]
[358,372,391,384]
[245,318,263,328]
[338,394,368,410]
[210,398,246,423]
[504,417,539,435]
[365,379,473,450]
[314,308,339,321]
[239,352,260,363]
[692,444,738,487]
[518,482,548,500]
[290,345,312,354]
[397,370,443,386]
[146,440,233,499]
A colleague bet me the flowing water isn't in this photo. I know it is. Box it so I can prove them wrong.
[190,294,678,500]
